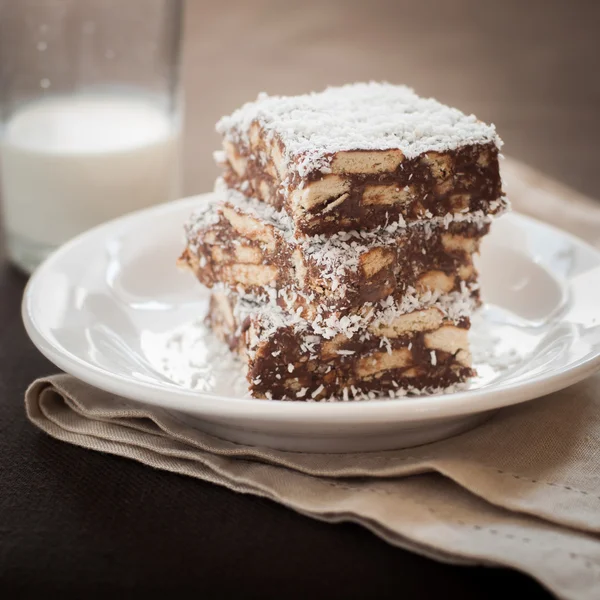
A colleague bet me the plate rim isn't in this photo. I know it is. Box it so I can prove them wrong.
[21,193,600,425]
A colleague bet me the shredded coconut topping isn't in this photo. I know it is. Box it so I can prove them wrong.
[216,82,502,177]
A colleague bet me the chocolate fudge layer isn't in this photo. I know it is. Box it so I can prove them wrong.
[215,83,505,236]
[178,186,495,337]
[208,291,474,401]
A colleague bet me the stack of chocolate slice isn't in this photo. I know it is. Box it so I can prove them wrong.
[179,83,507,401]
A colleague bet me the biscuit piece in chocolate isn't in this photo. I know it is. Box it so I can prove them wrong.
[215,82,505,236]
[179,187,494,337]
[208,291,474,401]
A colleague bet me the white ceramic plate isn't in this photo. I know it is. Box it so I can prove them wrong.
[22,194,600,452]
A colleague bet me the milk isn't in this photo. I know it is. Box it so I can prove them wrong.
[1,95,180,251]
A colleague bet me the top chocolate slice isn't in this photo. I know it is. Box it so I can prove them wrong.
[215,82,504,237]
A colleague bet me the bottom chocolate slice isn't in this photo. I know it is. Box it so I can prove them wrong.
[208,291,475,401]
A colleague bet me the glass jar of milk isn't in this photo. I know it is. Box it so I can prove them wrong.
[0,0,183,273]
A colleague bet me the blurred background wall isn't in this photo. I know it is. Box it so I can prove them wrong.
[182,0,600,198]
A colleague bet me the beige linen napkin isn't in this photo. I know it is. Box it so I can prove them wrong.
[25,160,600,600]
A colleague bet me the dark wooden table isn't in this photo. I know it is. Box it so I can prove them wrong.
[3,0,599,597]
